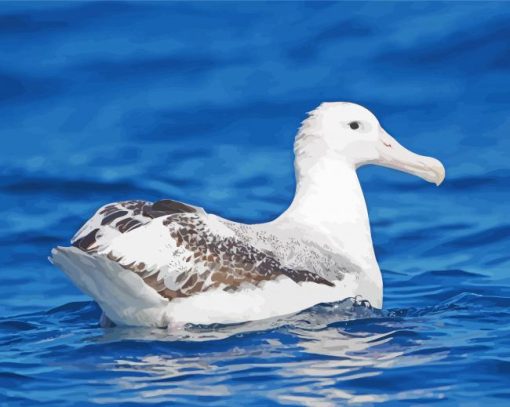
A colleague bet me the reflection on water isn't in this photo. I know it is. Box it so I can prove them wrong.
[2,287,509,404]
[85,299,452,404]
[95,324,450,405]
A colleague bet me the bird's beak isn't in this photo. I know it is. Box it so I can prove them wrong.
[374,128,445,186]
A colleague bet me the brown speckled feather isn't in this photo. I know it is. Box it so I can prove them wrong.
[71,199,334,301]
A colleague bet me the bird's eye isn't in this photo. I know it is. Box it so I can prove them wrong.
[349,121,360,130]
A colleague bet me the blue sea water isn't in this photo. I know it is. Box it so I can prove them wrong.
[1,1,510,405]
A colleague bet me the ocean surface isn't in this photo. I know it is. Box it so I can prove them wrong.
[1,2,510,405]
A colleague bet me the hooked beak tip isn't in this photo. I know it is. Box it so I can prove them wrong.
[418,157,445,186]
[376,129,446,187]
[432,161,446,186]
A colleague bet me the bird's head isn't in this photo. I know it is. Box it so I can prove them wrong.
[295,102,445,185]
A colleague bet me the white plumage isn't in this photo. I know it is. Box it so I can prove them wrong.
[51,102,445,327]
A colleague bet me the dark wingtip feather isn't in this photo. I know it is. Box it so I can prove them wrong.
[72,228,99,252]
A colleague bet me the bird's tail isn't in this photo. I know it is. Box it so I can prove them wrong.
[50,246,169,327]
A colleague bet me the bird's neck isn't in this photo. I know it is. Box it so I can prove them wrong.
[277,154,377,270]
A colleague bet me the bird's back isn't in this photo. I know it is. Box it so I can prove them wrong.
[52,199,351,326]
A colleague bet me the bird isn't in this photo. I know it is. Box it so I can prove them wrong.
[50,102,445,328]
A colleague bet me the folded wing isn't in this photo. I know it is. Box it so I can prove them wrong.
[71,199,333,301]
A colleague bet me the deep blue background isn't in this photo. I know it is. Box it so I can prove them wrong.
[1,2,510,405]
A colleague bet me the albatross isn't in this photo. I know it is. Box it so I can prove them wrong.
[51,102,445,328]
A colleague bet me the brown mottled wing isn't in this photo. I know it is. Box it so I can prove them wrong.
[96,212,334,301]
[71,199,199,253]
